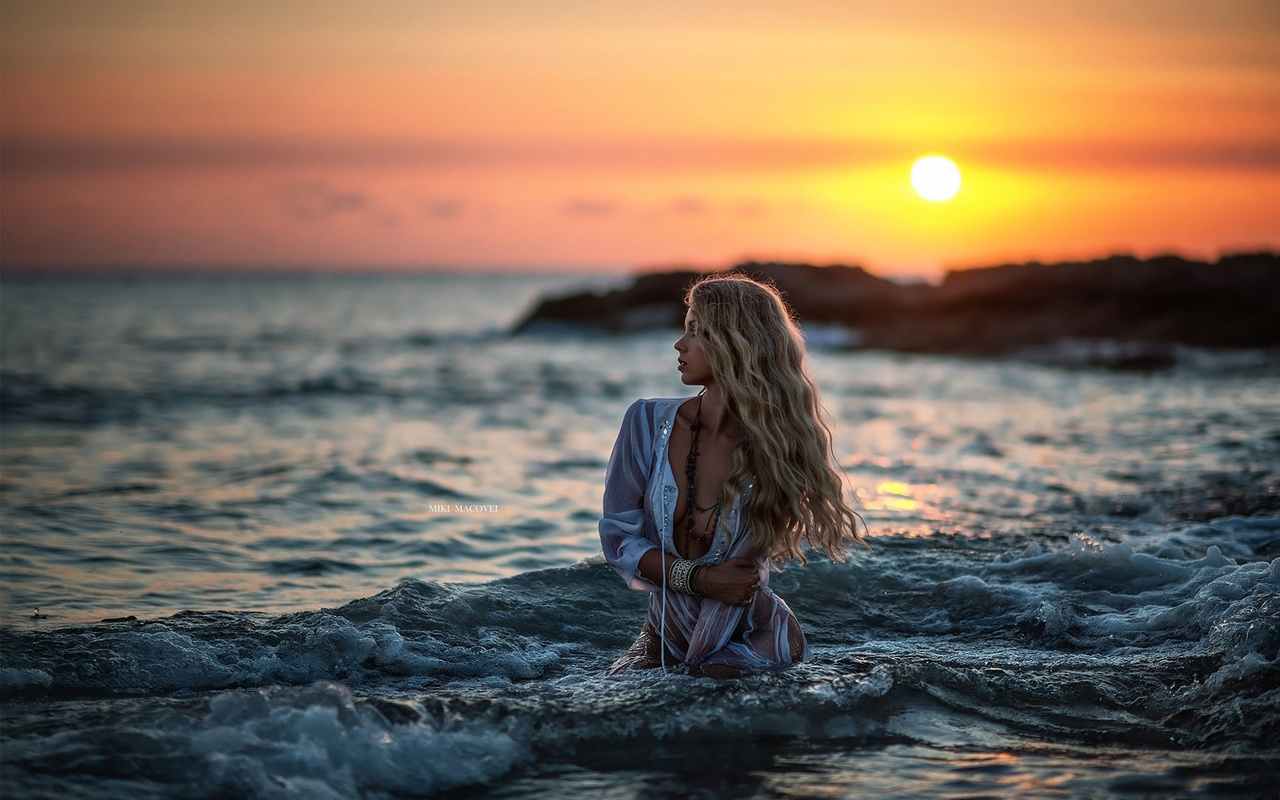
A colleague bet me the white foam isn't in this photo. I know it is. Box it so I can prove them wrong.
[989,530,1279,686]
[0,667,53,690]
[193,681,528,797]
[6,606,579,696]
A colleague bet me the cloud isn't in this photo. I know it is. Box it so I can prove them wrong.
[423,199,465,219]
[276,182,397,227]
[562,198,620,217]
[2,136,1277,176]
[279,182,367,221]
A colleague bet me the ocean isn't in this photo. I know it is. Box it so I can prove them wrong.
[1,272,1277,799]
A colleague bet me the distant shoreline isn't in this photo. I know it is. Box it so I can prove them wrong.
[514,252,1280,369]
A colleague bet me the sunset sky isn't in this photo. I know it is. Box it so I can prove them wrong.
[2,0,1277,278]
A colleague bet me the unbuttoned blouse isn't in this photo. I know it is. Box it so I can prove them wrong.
[599,397,808,668]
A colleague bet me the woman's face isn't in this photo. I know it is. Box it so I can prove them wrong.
[674,307,714,386]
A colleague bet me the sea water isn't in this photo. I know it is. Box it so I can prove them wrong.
[1,272,1277,799]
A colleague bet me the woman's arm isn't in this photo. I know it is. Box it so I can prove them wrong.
[637,550,761,606]
[600,400,760,605]
[599,400,662,590]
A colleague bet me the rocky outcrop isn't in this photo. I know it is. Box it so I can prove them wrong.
[513,253,1280,360]
[513,270,703,333]
[513,262,922,334]
[864,252,1280,355]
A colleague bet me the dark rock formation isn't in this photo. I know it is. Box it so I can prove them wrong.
[514,270,703,333]
[869,252,1280,354]
[513,252,1280,359]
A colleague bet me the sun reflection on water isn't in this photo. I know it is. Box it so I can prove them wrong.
[872,481,919,512]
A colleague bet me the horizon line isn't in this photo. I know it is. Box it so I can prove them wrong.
[2,248,1275,283]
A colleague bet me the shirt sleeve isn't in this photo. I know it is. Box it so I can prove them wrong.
[599,399,661,591]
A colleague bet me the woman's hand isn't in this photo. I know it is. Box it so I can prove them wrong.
[698,557,761,606]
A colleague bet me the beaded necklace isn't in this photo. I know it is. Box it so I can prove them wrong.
[683,391,722,558]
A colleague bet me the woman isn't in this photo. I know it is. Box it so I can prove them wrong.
[599,274,865,677]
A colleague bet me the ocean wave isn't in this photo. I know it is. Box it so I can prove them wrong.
[3,522,1276,754]
[0,372,148,425]
[290,465,471,502]
[0,666,909,798]
[0,358,607,427]
[0,571,626,699]
[0,370,411,427]
[1,681,528,798]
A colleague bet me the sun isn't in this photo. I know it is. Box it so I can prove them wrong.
[911,156,961,202]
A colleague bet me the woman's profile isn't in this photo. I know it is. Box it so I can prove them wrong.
[599,274,865,677]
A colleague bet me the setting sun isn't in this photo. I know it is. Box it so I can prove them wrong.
[911,156,962,202]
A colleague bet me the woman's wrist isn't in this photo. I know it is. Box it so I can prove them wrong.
[667,558,704,597]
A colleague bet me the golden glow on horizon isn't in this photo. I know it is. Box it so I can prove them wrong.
[911,156,962,202]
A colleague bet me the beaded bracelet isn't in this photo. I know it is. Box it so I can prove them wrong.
[668,559,704,597]
[669,558,694,594]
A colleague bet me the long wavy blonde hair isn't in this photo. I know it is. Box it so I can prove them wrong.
[687,274,866,563]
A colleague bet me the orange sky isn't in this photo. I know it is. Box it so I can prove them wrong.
[2,0,1277,277]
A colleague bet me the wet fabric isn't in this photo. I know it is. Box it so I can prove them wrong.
[599,397,809,669]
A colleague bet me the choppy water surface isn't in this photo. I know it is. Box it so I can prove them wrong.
[2,273,1277,799]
